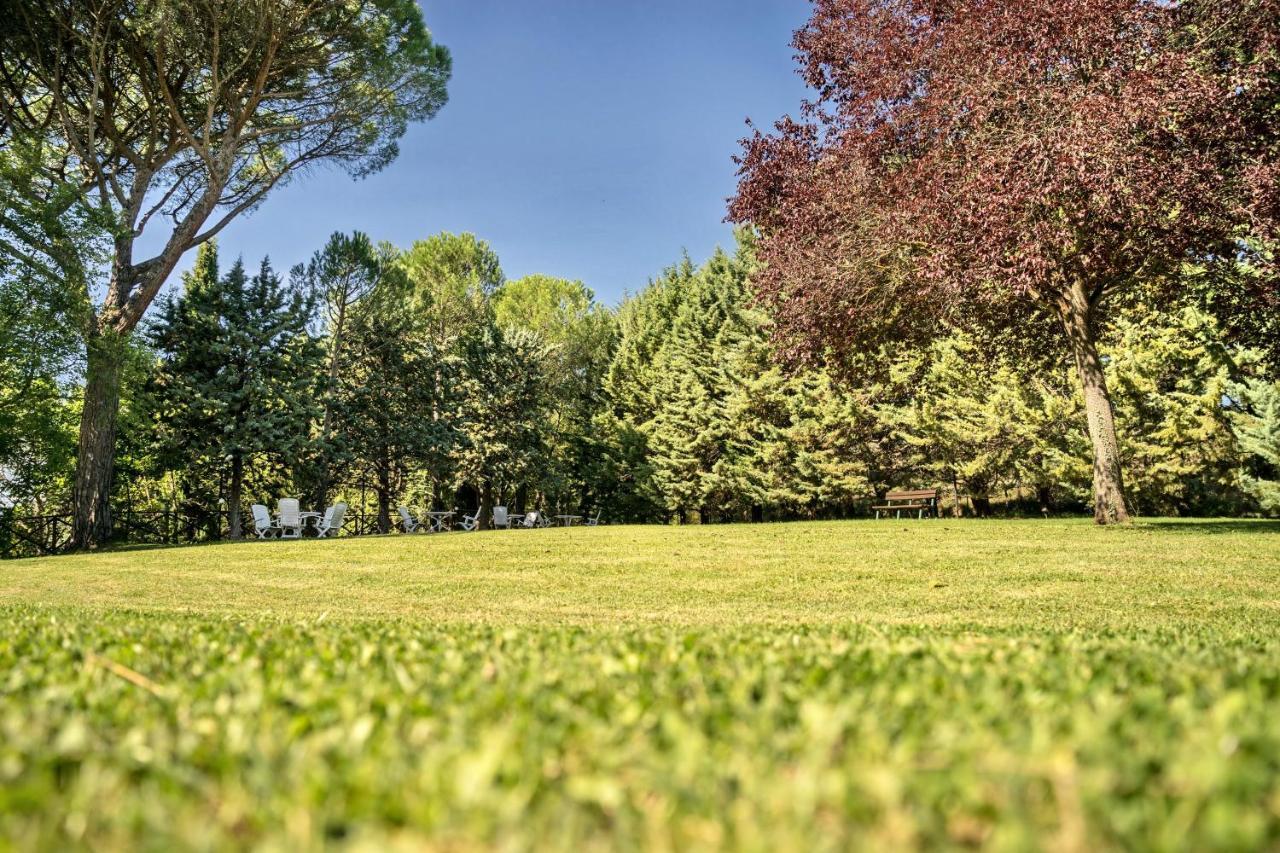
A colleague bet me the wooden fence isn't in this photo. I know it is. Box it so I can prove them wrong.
[0,507,388,559]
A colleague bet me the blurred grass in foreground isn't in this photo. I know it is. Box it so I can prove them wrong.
[2,519,1278,850]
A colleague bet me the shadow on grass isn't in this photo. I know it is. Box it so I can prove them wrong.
[1138,519,1280,535]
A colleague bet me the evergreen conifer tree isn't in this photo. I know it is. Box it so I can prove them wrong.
[150,251,322,537]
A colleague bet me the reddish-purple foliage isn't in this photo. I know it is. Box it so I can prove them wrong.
[731,0,1280,363]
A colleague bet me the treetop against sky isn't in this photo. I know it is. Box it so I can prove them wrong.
[139,0,813,306]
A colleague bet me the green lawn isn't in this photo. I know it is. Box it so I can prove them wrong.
[2,519,1279,850]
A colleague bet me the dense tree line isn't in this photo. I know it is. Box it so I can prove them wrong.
[3,225,1278,537]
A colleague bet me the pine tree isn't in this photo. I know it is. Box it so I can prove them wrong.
[453,321,551,527]
[882,333,1065,516]
[644,249,747,522]
[1230,377,1280,515]
[329,282,458,532]
[602,257,698,520]
[291,232,387,506]
[493,275,617,514]
[150,252,323,537]
[1105,307,1247,516]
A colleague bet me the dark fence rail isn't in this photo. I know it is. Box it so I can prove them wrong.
[0,507,389,559]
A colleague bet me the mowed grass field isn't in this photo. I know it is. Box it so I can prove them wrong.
[2,519,1279,851]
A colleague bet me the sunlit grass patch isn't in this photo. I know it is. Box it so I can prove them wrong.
[2,520,1279,849]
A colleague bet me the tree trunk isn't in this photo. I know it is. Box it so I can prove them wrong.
[479,481,493,530]
[227,452,244,539]
[1036,484,1054,516]
[71,329,126,549]
[1060,281,1131,525]
[376,463,393,534]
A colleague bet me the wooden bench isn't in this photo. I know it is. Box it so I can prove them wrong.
[873,489,940,520]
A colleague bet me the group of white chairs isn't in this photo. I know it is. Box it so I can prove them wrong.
[397,505,602,533]
[246,498,599,541]
[250,499,346,540]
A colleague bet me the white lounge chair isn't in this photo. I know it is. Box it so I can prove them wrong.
[250,504,277,539]
[398,506,423,534]
[277,498,303,539]
[585,510,603,527]
[315,503,347,538]
[459,507,482,531]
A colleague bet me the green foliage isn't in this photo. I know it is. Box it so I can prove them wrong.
[453,322,553,514]
[493,276,617,511]
[2,520,1280,848]
[329,282,460,530]
[1230,376,1280,514]
[2,0,453,546]
[0,139,103,512]
[399,232,504,347]
[291,231,404,504]
[883,334,1084,514]
[1107,308,1251,516]
[146,246,323,535]
[606,256,697,426]
[610,235,892,521]
[1181,242,1280,374]
[0,247,82,509]
[10,221,1280,530]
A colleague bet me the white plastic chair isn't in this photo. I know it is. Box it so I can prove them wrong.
[315,503,347,538]
[250,504,277,539]
[277,498,303,539]
[459,507,481,531]
[398,506,422,534]
[493,506,511,529]
[585,510,603,527]
[519,511,542,529]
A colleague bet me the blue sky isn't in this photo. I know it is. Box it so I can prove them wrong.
[192,0,812,306]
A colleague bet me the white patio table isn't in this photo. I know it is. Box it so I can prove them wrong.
[297,511,322,536]
[425,511,455,533]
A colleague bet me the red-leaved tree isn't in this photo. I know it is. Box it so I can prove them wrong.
[731,0,1279,524]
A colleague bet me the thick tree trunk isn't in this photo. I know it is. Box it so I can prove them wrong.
[71,330,126,549]
[227,453,244,539]
[1060,282,1131,525]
